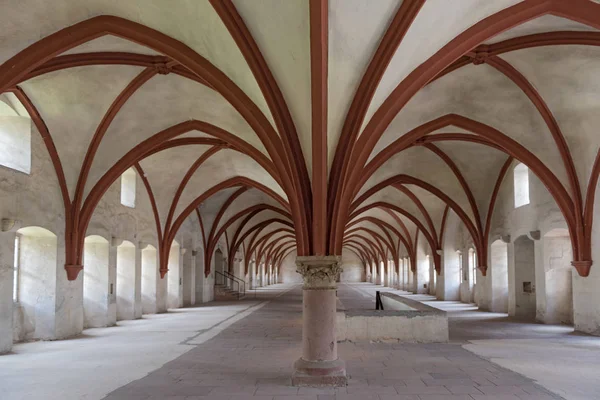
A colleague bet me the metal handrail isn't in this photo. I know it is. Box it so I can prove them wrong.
[222,270,246,297]
[214,270,245,299]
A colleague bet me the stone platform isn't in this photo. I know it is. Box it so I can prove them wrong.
[337,292,449,343]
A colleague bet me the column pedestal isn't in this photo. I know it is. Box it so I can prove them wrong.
[292,256,347,387]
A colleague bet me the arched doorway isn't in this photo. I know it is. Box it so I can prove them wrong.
[513,235,536,319]
[141,244,157,314]
[167,241,181,309]
[83,235,110,328]
[116,240,136,320]
[541,229,573,324]
[214,248,225,285]
[14,227,58,340]
[194,247,204,304]
[427,255,436,295]
[490,239,509,313]
[468,248,477,303]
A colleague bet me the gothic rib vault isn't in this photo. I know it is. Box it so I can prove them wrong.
[2,0,600,355]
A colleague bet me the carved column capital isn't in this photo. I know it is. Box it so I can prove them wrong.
[296,255,342,289]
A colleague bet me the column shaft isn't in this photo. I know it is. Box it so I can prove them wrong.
[292,255,347,387]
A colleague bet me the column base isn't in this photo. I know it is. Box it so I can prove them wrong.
[292,358,347,387]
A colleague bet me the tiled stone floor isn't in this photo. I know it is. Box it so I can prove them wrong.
[104,285,563,400]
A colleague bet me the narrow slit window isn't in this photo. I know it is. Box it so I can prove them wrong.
[120,168,136,208]
[514,163,530,208]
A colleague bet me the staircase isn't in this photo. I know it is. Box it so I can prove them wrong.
[214,270,246,301]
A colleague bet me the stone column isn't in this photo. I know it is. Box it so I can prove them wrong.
[292,256,347,387]
[0,225,16,353]
[134,245,143,318]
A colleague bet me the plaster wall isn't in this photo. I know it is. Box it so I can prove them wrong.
[167,243,182,309]
[402,258,410,291]
[134,246,142,318]
[514,236,536,319]
[13,232,58,341]
[83,237,111,328]
[487,161,574,321]
[474,269,489,310]
[434,161,585,329]
[573,175,600,335]
[573,267,600,335]
[116,241,136,321]
[429,259,436,295]
[0,116,66,351]
[440,231,460,302]
[182,247,195,306]
[195,264,207,302]
[539,234,573,324]
[414,235,430,294]
[371,262,378,285]
[383,261,390,287]
[156,265,168,313]
[439,211,473,303]
[201,257,215,303]
[340,250,365,283]
[459,247,475,304]
[107,245,117,326]
[141,245,158,314]
[489,240,509,313]
[279,250,302,284]
[0,231,14,352]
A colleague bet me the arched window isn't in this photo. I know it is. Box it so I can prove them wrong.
[0,94,32,174]
[514,163,530,208]
[120,167,136,208]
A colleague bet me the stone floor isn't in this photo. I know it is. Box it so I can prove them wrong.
[342,283,600,400]
[1,283,599,400]
[0,286,291,400]
[103,285,562,400]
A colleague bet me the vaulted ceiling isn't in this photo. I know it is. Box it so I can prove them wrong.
[1,0,600,278]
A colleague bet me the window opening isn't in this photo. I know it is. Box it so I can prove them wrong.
[514,163,530,208]
[120,168,136,208]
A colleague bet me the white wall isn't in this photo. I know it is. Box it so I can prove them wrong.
[414,232,431,294]
[167,242,182,309]
[83,236,110,328]
[141,245,158,314]
[340,250,365,282]
[435,161,591,331]
[539,232,573,324]
[116,241,136,321]
[489,240,509,312]
[14,228,58,341]
[514,235,536,319]
[0,230,15,352]
[440,212,461,301]
[279,250,301,284]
